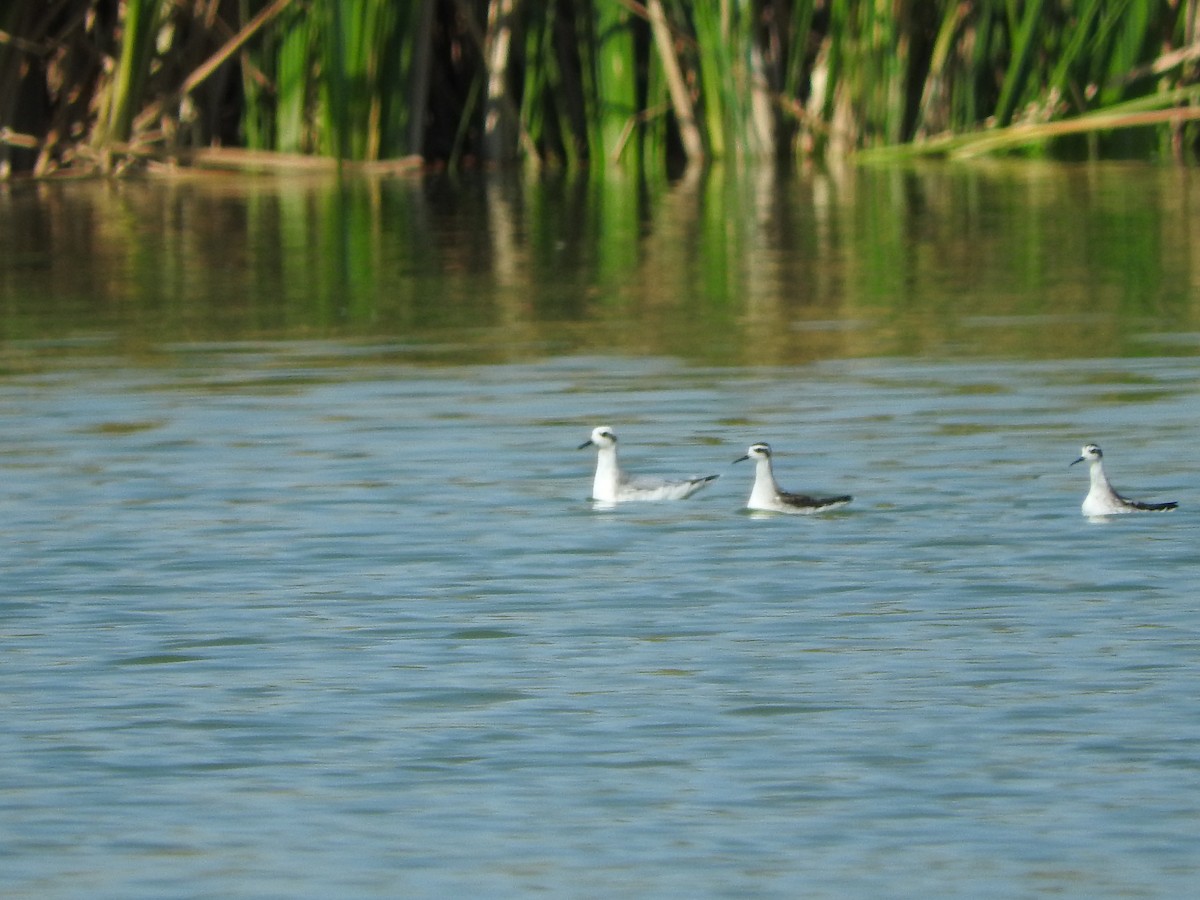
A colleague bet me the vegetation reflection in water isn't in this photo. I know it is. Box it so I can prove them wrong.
[1,163,1198,370]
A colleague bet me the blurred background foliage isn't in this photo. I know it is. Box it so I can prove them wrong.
[3,0,1200,178]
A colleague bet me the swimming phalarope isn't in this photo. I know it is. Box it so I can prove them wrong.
[1070,443,1177,516]
[578,426,719,503]
[734,442,852,513]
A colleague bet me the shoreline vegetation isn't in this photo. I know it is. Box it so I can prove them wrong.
[2,1,1200,180]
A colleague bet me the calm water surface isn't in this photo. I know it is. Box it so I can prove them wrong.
[2,166,1199,897]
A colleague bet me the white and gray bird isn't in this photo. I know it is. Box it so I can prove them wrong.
[578,426,718,503]
[1070,443,1177,516]
[734,442,852,514]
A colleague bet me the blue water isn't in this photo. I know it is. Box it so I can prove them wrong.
[3,348,1198,897]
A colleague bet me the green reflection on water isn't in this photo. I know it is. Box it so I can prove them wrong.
[1,162,1197,371]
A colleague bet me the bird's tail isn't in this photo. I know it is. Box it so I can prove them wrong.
[1132,500,1178,511]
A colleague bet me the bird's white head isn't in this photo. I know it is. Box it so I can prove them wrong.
[735,442,772,464]
[579,426,617,451]
[1071,443,1102,467]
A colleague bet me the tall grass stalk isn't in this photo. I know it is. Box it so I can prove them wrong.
[483,0,519,162]
[589,0,639,165]
[95,0,164,159]
[647,0,703,164]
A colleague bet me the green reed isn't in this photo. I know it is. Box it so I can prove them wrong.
[1,0,1199,177]
[94,0,163,156]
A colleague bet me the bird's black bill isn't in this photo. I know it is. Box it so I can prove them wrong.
[578,440,595,450]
